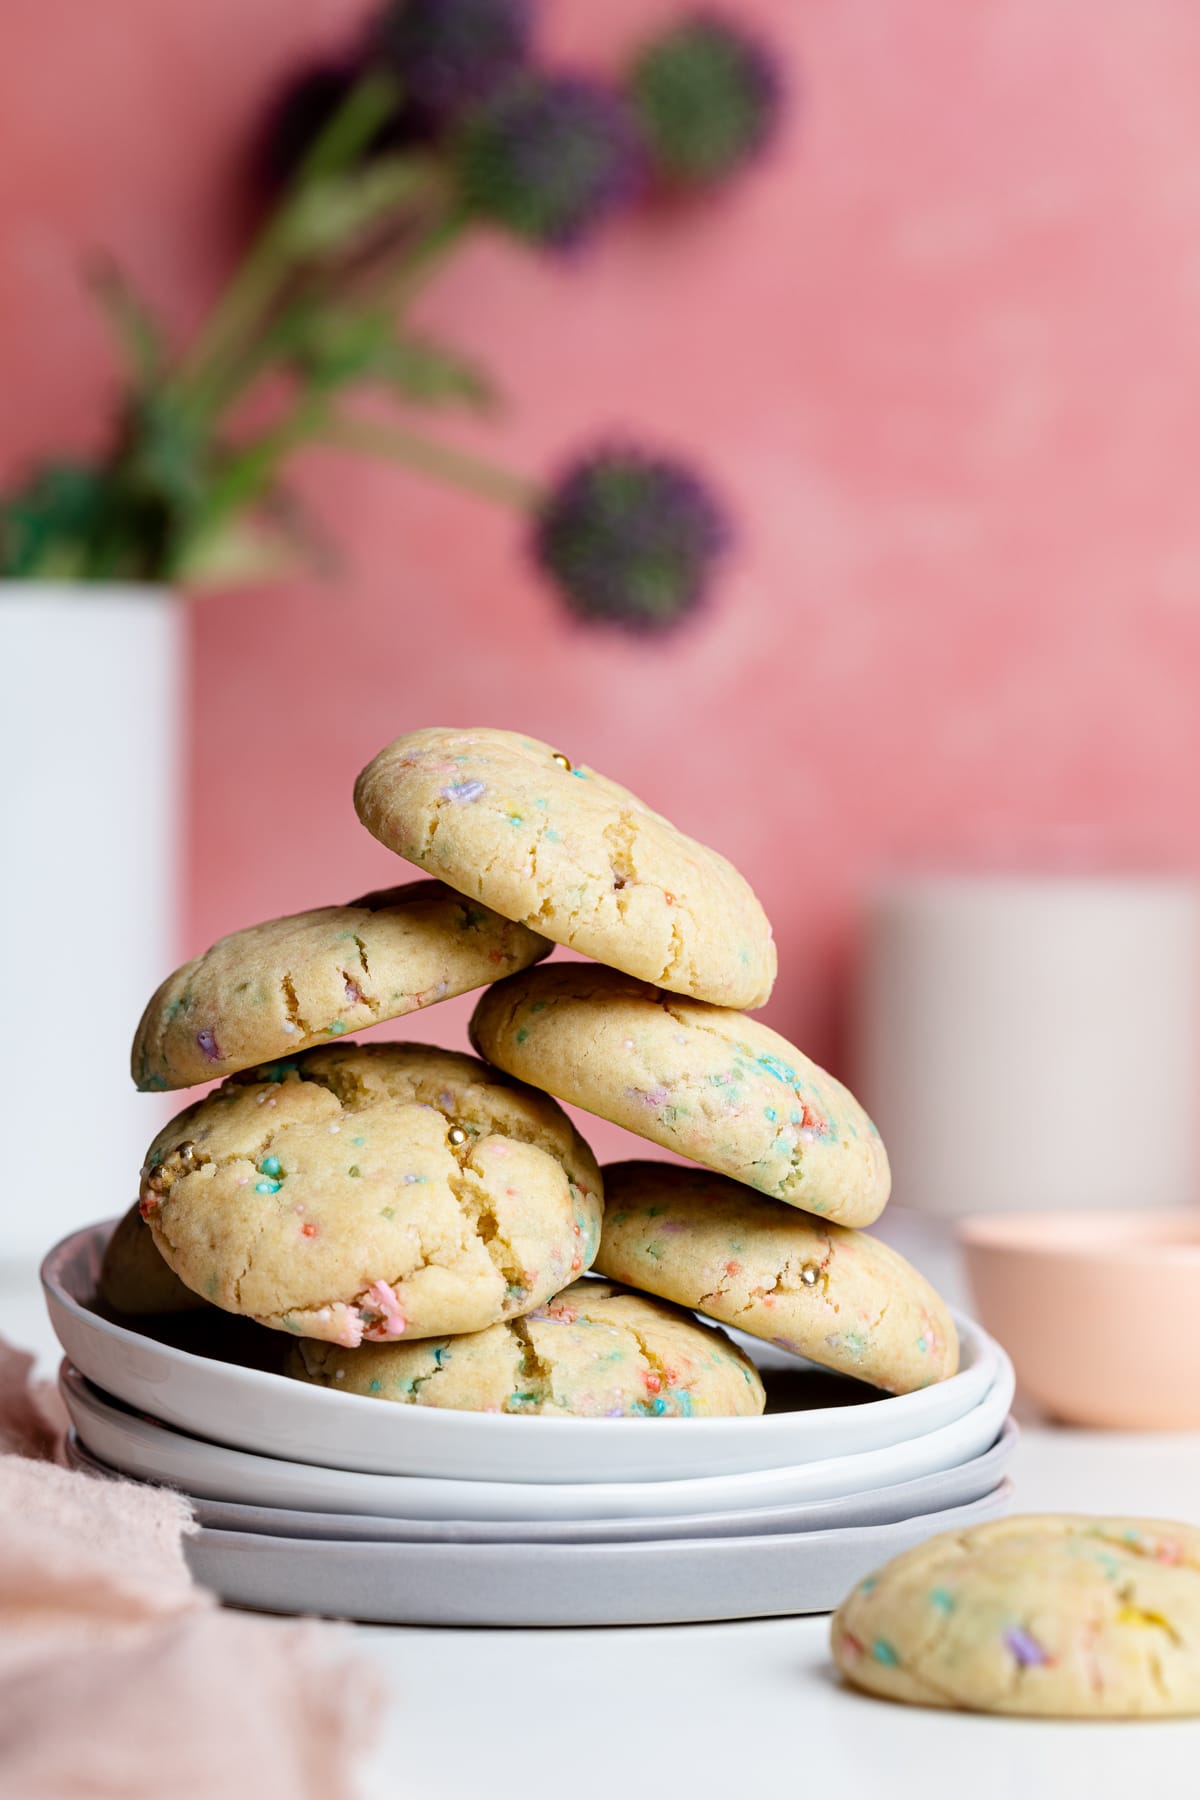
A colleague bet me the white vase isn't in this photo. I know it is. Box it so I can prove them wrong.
[854,876,1200,1219]
[0,584,183,1262]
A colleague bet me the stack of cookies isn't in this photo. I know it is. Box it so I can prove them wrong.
[109,725,958,1422]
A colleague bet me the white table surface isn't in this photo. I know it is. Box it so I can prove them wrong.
[5,1259,1200,1800]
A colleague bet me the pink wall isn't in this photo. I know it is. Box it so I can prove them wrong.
[6,0,1200,1088]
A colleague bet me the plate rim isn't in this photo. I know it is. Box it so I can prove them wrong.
[191,1477,1016,1560]
[65,1418,1019,1543]
[59,1354,1017,1521]
[42,1218,1000,1451]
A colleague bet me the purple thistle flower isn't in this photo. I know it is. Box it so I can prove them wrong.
[373,0,534,131]
[628,12,784,189]
[455,73,643,248]
[533,446,731,632]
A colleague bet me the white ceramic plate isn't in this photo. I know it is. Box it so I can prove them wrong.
[66,1419,1018,1544]
[44,1220,1001,1484]
[183,1484,1015,1625]
[60,1354,1015,1522]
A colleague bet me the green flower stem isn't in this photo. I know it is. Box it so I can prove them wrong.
[322,414,539,508]
[199,395,329,528]
[377,209,469,310]
[165,390,332,579]
[174,72,401,422]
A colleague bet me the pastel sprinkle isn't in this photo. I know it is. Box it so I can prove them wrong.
[196,1029,222,1061]
[255,1179,280,1194]
[929,1587,955,1614]
[259,1156,282,1178]
[1004,1627,1048,1667]
[872,1639,900,1667]
[441,779,486,803]
[362,1280,407,1340]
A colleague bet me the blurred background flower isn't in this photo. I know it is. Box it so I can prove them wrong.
[371,0,534,135]
[535,448,730,631]
[2,0,778,632]
[628,13,784,189]
[455,72,642,248]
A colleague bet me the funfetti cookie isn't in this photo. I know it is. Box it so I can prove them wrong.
[595,1163,956,1392]
[471,965,890,1228]
[137,1042,603,1347]
[131,880,551,1092]
[353,727,776,1011]
[832,1516,1200,1717]
[99,1201,208,1316]
[286,1278,765,1418]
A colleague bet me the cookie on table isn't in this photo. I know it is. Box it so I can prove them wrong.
[471,965,890,1228]
[286,1277,765,1418]
[595,1163,956,1393]
[353,726,776,1011]
[98,1202,208,1316]
[831,1515,1200,1717]
[131,879,551,1092]
[137,1042,603,1347]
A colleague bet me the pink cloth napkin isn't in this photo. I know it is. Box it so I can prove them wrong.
[0,1340,382,1798]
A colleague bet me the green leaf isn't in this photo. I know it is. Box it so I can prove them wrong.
[370,336,494,409]
[279,157,441,259]
[279,302,493,409]
[173,512,303,586]
[89,261,166,386]
[173,485,334,587]
[119,394,209,518]
[0,463,112,578]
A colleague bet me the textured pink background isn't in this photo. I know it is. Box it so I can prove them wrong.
[5,0,1200,1088]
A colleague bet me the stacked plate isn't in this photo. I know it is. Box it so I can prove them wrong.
[45,1221,1016,1627]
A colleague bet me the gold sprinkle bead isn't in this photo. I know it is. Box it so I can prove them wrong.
[177,1140,197,1164]
[799,1263,821,1287]
[447,1126,469,1148]
[144,1163,168,1193]
[551,751,572,772]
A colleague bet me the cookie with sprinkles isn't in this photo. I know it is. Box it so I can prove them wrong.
[471,964,889,1227]
[353,726,776,1011]
[832,1515,1200,1716]
[595,1162,956,1393]
[286,1278,765,1418]
[131,879,552,1092]
[137,1042,602,1346]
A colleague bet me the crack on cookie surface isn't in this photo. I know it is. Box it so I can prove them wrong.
[445,1151,526,1303]
[280,973,309,1036]
[506,1316,556,1409]
[139,1043,599,1343]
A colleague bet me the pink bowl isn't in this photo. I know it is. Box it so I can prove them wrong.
[960,1209,1200,1429]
